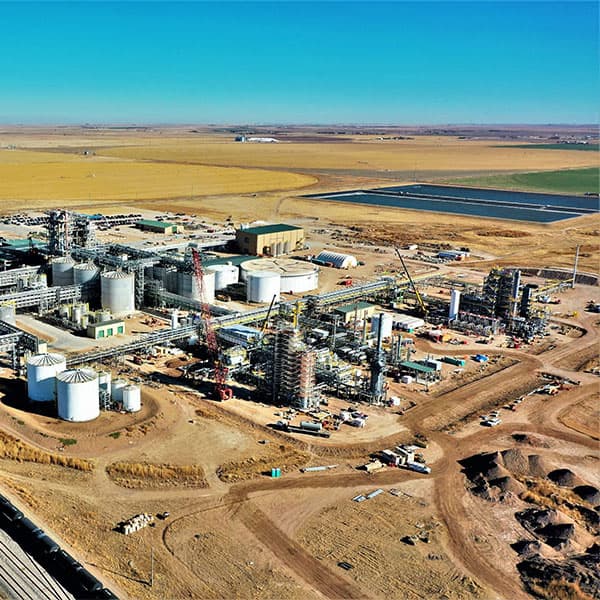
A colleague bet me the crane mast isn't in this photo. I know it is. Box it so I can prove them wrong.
[190,249,233,401]
[394,247,428,318]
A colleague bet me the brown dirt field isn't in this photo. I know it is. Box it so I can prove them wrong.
[558,392,600,440]
[297,488,488,600]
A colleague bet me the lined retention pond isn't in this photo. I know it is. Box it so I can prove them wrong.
[304,184,598,223]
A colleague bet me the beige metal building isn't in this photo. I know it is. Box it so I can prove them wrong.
[235,224,304,256]
[87,319,125,339]
[334,301,377,324]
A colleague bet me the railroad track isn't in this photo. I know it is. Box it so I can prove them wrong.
[0,530,73,600]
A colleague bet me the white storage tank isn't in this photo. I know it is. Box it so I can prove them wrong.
[206,263,239,290]
[51,257,75,286]
[111,379,127,403]
[240,258,318,294]
[246,271,281,303]
[56,368,99,422]
[0,304,16,325]
[177,270,215,303]
[98,371,112,397]
[372,313,394,340]
[315,251,358,269]
[26,352,67,402]
[73,262,100,285]
[122,385,141,412]
[101,271,135,316]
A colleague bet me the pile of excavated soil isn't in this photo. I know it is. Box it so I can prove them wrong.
[573,485,600,505]
[511,433,550,448]
[491,476,526,495]
[527,454,551,478]
[536,523,576,547]
[547,468,581,487]
[511,539,541,557]
[500,448,530,475]
[517,552,600,599]
[516,508,558,532]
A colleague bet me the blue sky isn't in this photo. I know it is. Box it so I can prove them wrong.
[0,1,598,124]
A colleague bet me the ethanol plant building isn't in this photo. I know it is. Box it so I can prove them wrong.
[236,224,304,256]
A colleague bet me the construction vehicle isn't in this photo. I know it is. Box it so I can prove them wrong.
[394,248,428,318]
[190,249,233,401]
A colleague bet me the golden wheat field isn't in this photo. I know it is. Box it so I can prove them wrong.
[98,135,599,173]
[0,148,315,205]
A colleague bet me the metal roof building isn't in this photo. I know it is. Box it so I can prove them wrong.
[235,223,304,257]
[136,219,182,234]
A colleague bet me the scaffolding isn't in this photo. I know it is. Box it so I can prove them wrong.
[46,210,97,256]
[268,327,318,409]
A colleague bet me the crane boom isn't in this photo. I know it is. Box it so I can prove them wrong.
[394,247,428,318]
[191,249,233,401]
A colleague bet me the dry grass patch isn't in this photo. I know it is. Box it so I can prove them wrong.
[0,430,93,471]
[106,461,208,489]
[217,444,310,482]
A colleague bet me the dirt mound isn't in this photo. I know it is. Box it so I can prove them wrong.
[548,468,580,487]
[500,448,529,475]
[536,523,576,547]
[573,485,600,505]
[527,454,552,478]
[483,463,511,480]
[516,508,558,532]
[518,554,600,599]
[512,433,550,448]
[490,476,526,495]
[460,451,502,475]
[511,539,541,557]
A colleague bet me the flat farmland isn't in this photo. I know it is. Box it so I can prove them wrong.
[98,136,598,176]
[447,166,600,194]
[0,148,315,207]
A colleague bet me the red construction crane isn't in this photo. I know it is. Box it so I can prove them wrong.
[190,249,233,401]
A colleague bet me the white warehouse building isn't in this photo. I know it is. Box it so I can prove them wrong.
[315,251,358,269]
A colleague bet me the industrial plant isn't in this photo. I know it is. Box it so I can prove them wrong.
[0,206,579,431]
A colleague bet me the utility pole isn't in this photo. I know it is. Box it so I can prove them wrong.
[572,245,580,288]
[150,546,154,587]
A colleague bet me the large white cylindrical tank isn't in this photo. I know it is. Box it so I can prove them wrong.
[177,271,215,303]
[51,257,75,286]
[372,313,394,340]
[240,258,318,293]
[101,271,135,316]
[122,385,141,412]
[206,264,239,290]
[73,262,100,285]
[449,289,461,321]
[56,368,99,422]
[246,271,281,303]
[111,379,127,403]
[26,352,67,402]
[0,304,16,325]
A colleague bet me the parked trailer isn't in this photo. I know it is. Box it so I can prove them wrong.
[352,495,367,502]
[366,488,384,499]
[405,462,431,474]
[442,356,466,367]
